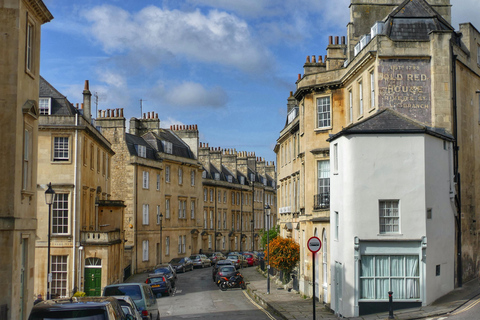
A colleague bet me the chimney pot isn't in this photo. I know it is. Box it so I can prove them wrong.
[98,110,102,118]
[342,36,346,45]
[325,55,327,62]
[120,108,124,117]
[81,103,84,109]
[306,55,310,63]
[312,55,316,63]
[329,36,333,45]
[335,36,339,45]
[84,80,89,91]
[319,55,323,63]
[298,74,301,80]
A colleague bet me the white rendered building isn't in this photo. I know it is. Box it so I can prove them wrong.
[329,109,455,317]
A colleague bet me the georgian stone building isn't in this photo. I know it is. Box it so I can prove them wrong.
[197,145,277,254]
[277,0,480,316]
[0,1,52,319]
[35,77,125,297]
[97,111,277,273]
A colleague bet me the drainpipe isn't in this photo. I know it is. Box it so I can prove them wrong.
[72,113,78,294]
[451,46,462,287]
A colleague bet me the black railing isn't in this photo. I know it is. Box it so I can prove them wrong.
[314,193,330,210]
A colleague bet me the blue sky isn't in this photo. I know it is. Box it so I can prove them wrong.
[40,0,480,163]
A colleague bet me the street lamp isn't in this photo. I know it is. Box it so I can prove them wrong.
[45,182,55,300]
[265,204,271,294]
[160,213,163,264]
[251,219,254,252]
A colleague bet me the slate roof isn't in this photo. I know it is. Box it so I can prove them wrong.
[327,108,454,142]
[385,0,453,41]
[125,133,160,161]
[39,76,79,116]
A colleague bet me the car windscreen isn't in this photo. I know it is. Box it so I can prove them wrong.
[189,256,199,259]
[104,285,142,300]
[154,268,170,274]
[29,309,106,320]
[170,258,182,263]
[227,256,238,259]
[219,266,236,272]
[149,277,165,284]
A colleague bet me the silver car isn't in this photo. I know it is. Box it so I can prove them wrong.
[189,254,209,268]
[111,296,143,320]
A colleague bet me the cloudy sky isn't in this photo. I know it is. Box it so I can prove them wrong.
[40,0,480,163]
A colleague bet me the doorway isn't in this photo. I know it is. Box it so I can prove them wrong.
[84,258,102,296]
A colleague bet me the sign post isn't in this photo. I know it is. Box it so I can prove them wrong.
[307,237,322,320]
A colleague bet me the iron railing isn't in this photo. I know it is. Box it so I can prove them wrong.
[314,193,330,210]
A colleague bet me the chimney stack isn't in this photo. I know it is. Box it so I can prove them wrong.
[83,80,92,122]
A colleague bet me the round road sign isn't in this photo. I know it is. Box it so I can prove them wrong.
[307,237,322,253]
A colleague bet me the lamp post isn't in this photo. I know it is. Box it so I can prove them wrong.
[251,219,254,252]
[160,213,163,264]
[45,183,55,300]
[265,204,271,294]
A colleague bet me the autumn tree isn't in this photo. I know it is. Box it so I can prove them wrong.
[265,236,300,281]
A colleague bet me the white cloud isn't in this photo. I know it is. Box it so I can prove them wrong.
[160,117,185,129]
[160,82,228,108]
[83,5,272,73]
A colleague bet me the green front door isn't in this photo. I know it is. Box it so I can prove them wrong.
[84,268,102,296]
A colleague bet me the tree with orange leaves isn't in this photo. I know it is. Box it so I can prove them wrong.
[265,236,300,280]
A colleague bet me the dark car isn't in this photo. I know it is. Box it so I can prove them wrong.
[28,297,134,320]
[212,259,234,281]
[243,253,259,267]
[208,252,225,265]
[153,264,177,288]
[215,265,239,284]
[103,283,160,320]
[169,257,194,273]
[146,274,173,297]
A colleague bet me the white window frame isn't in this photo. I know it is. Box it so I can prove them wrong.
[370,71,375,109]
[52,193,69,235]
[359,81,363,116]
[210,189,213,202]
[39,97,51,115]
[53,136,70,161]
[204,188,208,201]
[143,171,149,189]
[210,210,213,229]
[26,18,34,73]
[182,235,186,253]
[165,198,170,219]
[316,96,331,129]
[165,166,170,183]
[379,200,400,234]
[204,210,208,228]
[142,204,149,225]
[138,145,146,158]
[190,200,195,219]
[51,255,68,298]
[143,240,149,261]
[178,236,182,253]
[162,141,173,154]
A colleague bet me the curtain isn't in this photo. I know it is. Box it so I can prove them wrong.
[361,256,375,299]
[406,256,420,298]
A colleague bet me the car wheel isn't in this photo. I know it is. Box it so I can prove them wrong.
[167,287,173,296]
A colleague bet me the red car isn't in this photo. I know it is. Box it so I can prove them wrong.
[243,253,259,267]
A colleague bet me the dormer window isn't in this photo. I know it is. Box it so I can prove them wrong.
[214,173,220,180]
[202,170,207,178]
[240,176,245,185]
[39,98,51,115]
[137,145,146,158]
[263,178,267,186]
[162,141,173,154]
[227,175,233,183]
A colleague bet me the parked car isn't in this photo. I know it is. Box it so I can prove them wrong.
[214,265,239,284]
[208,252,225,265]
[212,259,234,281]
[28,296,134,320]
[200,254,212,266]
[226,254,248,268]
[103,283,160,320]
[254,251,265,260]
[189,254,210,268]
[111,296,143,320]
[243,253,259,266]
[153,264,177,288]
[169,257,194,273]
[146,273,173,297]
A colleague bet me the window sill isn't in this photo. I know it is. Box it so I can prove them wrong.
[377,233,403,236]
[314,127,332,133]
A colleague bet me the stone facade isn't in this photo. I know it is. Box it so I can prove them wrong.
[0,1,52,319]
[276,0,480,315]
[35,78,125,298]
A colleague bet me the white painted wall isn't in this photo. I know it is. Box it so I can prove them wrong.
[330,133,455,317]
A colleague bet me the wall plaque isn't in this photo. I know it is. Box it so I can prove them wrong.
[378,59,431,124]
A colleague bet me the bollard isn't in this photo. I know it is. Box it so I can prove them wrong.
[388,291,394,319]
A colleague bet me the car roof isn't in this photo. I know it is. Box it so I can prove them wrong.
[32,297,119,311]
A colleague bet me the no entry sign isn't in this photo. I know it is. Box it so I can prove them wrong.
[307,236,322,253]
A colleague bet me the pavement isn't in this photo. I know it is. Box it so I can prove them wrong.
[240,266,480,320]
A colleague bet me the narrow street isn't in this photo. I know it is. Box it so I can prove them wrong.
[427,294,480,320]
[128,266,280,320]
